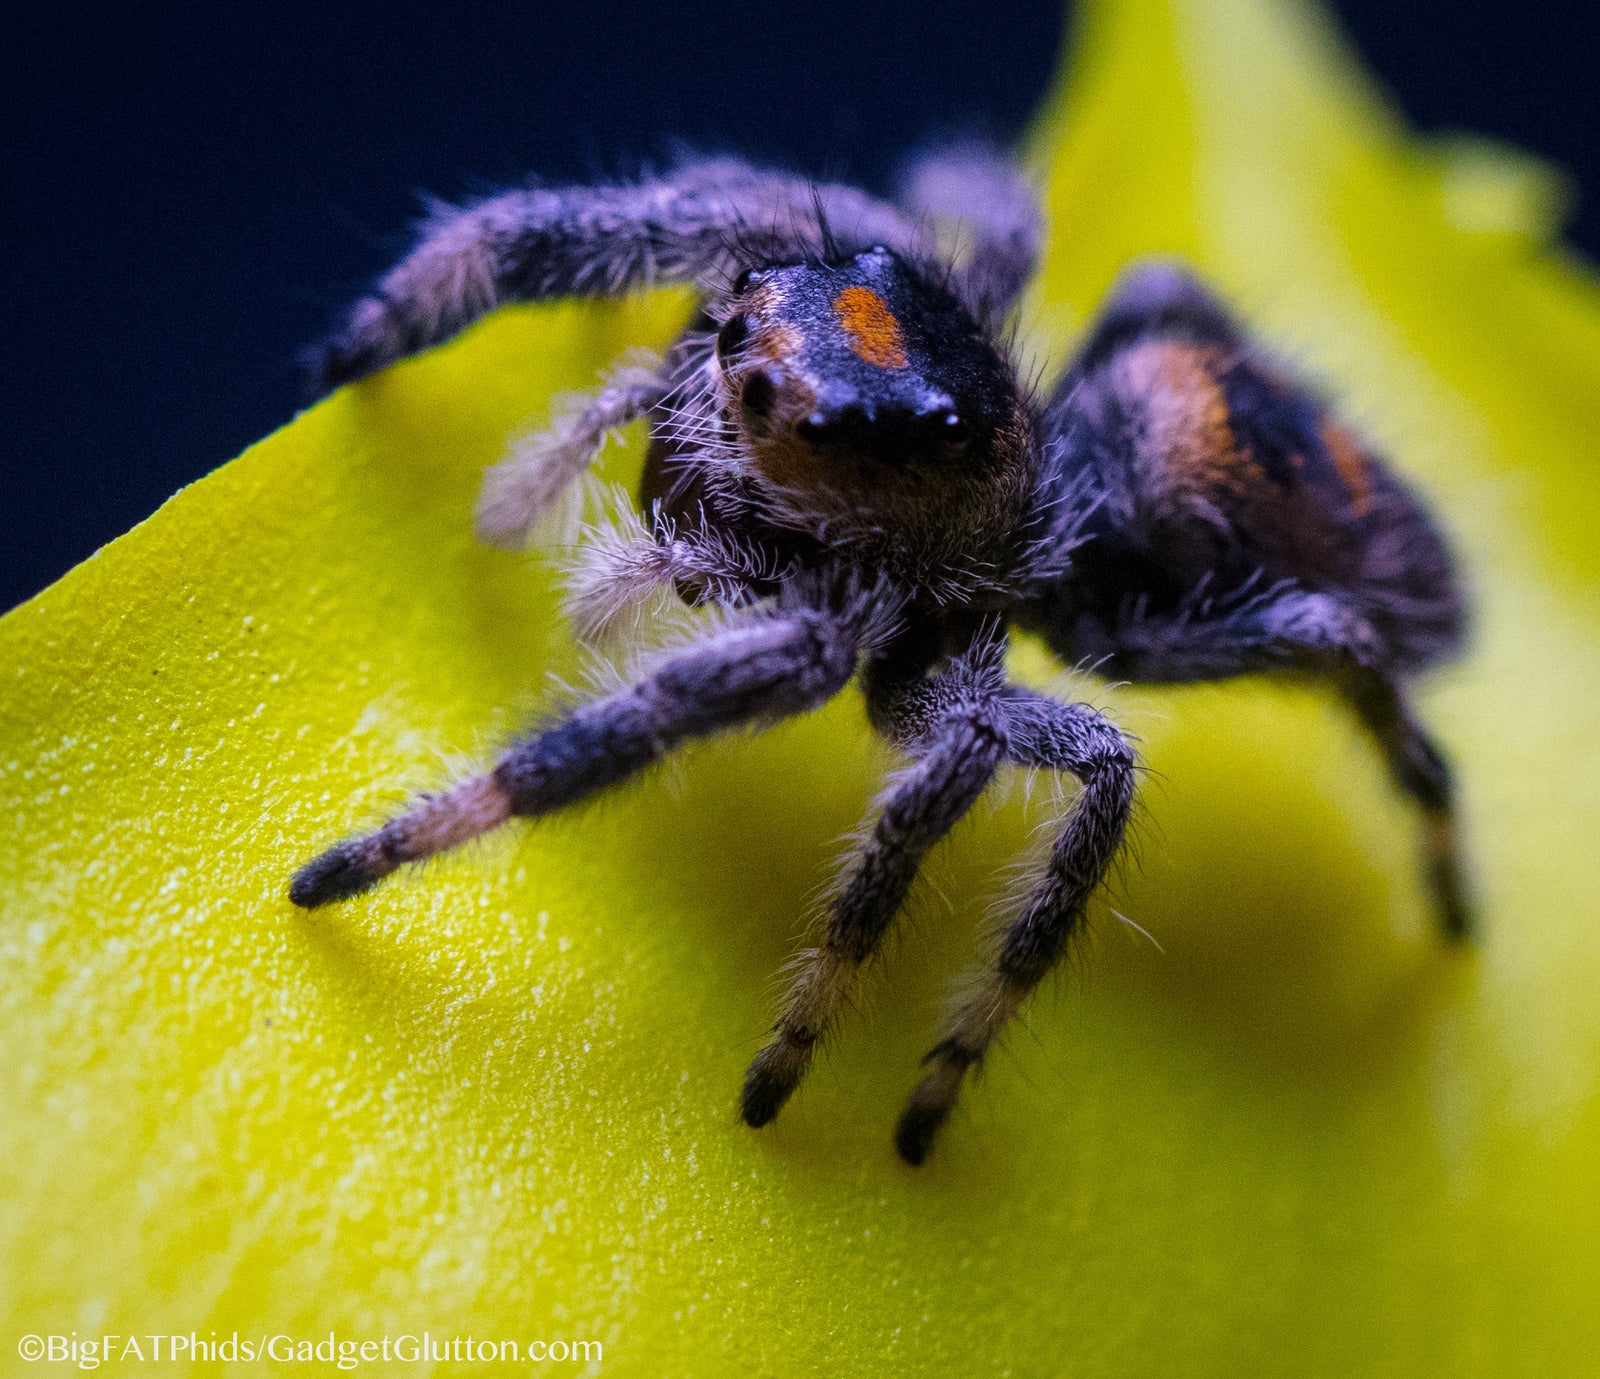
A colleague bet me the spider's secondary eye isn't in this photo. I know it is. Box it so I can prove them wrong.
[717,313,750,359]
[942,411,969,445]
[731,268,755,294]
[741,369,777,420]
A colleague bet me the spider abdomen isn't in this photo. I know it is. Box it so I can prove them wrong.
[1035,265,1465,675]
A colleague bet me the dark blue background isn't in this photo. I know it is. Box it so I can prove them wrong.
[3,1,1597,610]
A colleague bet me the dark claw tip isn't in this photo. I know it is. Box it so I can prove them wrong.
[1440,900,1476,944]
[894,1103,947,1167]
[289,842,379,909]
[739,1051,798,1129]
[1431,872,1475,944]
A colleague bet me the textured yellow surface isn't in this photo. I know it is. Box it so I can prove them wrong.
[4,0,1600,1372]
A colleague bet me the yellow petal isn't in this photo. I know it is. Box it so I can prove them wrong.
[4,0,1598,1371]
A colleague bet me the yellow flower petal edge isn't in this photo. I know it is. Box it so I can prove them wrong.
[4,0,1599,1371]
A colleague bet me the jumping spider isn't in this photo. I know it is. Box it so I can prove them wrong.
[290,146,1469,1164]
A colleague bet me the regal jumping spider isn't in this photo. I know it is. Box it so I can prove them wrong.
[290,146,1469,1164]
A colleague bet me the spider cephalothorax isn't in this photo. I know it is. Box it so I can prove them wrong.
[291,147,1469,1164]
[643,243,1044,617]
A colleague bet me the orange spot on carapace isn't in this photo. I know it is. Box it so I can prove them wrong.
[832,286,907,369]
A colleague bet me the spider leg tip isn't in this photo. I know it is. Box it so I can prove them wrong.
[288,841,382,909]
[1439,898,1477,945]
[739,1049,799,1129]
[893,1105,942,1167]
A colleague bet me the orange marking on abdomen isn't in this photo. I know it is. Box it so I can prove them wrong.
[1115,341,1240,489]
[832,286,907,369]
[1322,421,1374,517]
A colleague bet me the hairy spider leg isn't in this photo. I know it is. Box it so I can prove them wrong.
[897,689,1136,1164]
[290,599,874,908]
[475,358,670,548]
[1341,667,1468,938]
[1042,583,1470,939]
[741,635,1011,1128]
[310,165,920,393]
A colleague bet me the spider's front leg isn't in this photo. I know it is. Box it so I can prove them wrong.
[896,688,1136,1165]
[289,587,886,908]
[741,629,1011,1129]
[311,164,916,394]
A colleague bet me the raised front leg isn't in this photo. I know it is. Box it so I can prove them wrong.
[896,688,1136,1164]
[312,163,917,392]
[290,587,888,908]
[741,632,1010,1129]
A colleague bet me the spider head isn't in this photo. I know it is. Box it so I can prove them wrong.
[715,246,1018,485]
